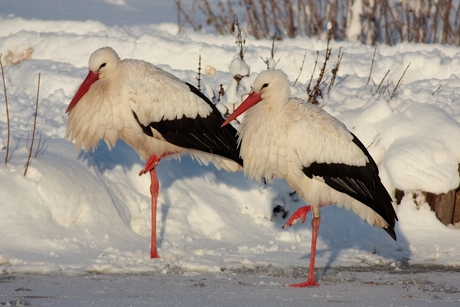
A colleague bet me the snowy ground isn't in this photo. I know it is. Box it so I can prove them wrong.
[1,1,460,306]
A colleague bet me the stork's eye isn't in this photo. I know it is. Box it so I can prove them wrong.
[262,83,269,89]
[99,63,107,70]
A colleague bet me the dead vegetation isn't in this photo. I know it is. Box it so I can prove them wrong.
[364,45,411,103]
[197,55,202,91]
[24,73,41,176]
[1,54,43,173]
[178,0,460,46]
[271,26,408,105]
[303,27,344,105]
[2,47,34,66]
[0,54,11,165]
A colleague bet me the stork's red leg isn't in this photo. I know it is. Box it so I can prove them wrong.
[148,168,160,258]
[140,155,163,259]
[289,216,321,287]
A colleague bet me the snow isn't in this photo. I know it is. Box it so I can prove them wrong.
[346,0,362,42]
[1,0,460,305]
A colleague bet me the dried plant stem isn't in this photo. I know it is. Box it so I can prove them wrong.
[176,0,182,33]
[34,133,42,159]
[366,45,378,89]
[309,30,332,105]
[176,0,200,32]
[24,73,41,176]
[197,54,202,91]
[233,15,245,60]
[334,74,349,87]
[0,54,10,165]
[374,70,390,95]
[261,36,280,69]
[270,35,277,59]
[432,84,443,95]
[389,62,411,102]
[306,51,319,93]
[328,47,343,93]
[181,1,460,46]
[293,51,306,86]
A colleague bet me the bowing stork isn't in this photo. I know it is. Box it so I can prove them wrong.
[222,70,397,287]
[66,47,243,258]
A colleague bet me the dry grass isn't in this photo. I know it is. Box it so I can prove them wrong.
[178,0,460,46]
[197,54,202,91]
[0,54,11,165]
[2,47,34,65]
[1,52,44,170]
[306,28,334,105]
[24,73,42,176]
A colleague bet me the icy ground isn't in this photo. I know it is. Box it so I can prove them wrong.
[2,266,460,307]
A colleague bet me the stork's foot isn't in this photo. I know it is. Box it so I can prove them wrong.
[150,248,159,259]
[287,278,320,288]
[139,155,162,176]
[282,205,311,229]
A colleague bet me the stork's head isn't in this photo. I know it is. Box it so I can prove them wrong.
[66,47,121,113]
[222,70,291,127]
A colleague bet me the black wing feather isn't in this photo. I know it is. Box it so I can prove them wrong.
[303,134,397,240]
[133,82,243,166]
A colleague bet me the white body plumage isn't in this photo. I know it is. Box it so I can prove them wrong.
[224,70,396,234]
[66,47,242,173]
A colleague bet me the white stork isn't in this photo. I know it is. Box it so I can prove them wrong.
[66,47,243,259]
[222,70,397,287]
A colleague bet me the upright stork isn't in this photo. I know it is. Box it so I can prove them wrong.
[222,69,397,287]
[66,47,243,258]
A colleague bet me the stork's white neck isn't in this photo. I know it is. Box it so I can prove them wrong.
[238,98,291,183]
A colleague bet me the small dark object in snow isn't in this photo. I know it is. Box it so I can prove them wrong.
[272,205,289,219]
[0,298,31,306]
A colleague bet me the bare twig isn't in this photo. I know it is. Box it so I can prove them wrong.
[261,35,280,69]
[180,0,460,46]
[309,30,333,105]
[176,0,200,32]
[293,51,306,86]
[374,70,390,95]
[334,74,349,87]
[24,73,41,176]
[328,47,343,94]
[176,0,182,33]
[366,45,378,89]
[34,133,42,159]
[388,62,411,102]
[270,35,277,59]
[309,49,329,104]
[233,15,245,60]
[260,56,269,69]
[197,54,202,91]
[432,84,443,95]
[306,51,319,93]
[0,54,10,165]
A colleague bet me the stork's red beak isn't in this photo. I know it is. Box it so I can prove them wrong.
[66,71,99,113]
[221,92,262,127]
